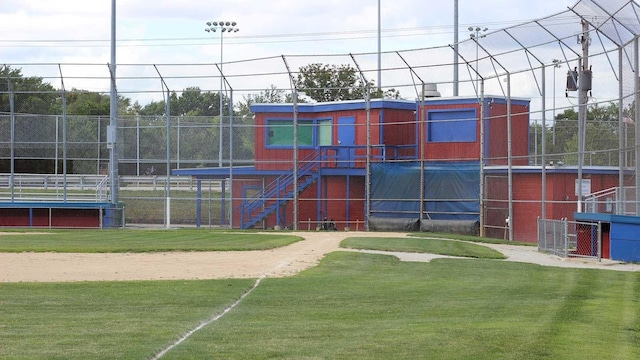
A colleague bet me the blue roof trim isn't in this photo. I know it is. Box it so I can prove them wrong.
[173,166,366,178]
[419,96,530,106]
[251,99,417,113]
[250,96,529,114]
[575,212,640,225]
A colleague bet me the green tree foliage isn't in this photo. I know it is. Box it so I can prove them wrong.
[296,63,363,102]
[63,89,132,115]
[0,65,58,114]
[531,102,632,166]
[295,63,402,102]
[137,87,222,117]
[373,88,402,99]
[65,89,111,115]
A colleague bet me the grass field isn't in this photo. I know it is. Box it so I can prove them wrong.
[0,229,302,252]
[342,236,506,259]
[1,232,639,359]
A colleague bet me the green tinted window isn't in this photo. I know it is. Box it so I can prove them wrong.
[318,119,332,146]
[267,120,313,146]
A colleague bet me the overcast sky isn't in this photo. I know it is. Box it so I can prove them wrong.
[0,0,587,105]
[0,0,581,65]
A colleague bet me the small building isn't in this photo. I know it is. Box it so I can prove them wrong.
[174,94,638,255]
[176,95,530,233]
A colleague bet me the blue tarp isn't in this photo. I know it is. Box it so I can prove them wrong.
[370,161,480,220]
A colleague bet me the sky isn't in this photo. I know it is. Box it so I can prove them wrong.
[0,0,585,104]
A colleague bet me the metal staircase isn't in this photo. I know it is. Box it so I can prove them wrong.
[239,151,321,229]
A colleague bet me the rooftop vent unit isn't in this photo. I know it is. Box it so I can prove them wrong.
[422,83,441,98]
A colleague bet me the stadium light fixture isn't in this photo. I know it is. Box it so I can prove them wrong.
[205,20,240,167]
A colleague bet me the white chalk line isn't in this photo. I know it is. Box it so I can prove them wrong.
[151,277,263,359]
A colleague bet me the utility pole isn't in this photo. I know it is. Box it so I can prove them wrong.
[453,0,459,96]
[577,19,591,212]
[377,0,381,91]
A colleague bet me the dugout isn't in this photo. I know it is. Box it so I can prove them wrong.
[0,201,117,228]
[574,212,640,262]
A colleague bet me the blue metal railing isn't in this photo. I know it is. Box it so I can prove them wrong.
[239,150,321,229]
[237,143,418,229]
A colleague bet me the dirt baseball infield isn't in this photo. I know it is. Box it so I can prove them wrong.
[1,231,637,283]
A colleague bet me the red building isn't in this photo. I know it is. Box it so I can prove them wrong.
[174,95,627,243]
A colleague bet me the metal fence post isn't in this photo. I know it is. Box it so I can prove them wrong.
[563,217,569,258]
[537,217,541,252]
[597,221,602,262]
[553,219,557,255]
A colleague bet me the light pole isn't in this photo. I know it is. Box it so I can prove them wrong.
[468,26,488,95]
[377,0,381,91]
[205,21,239,167]
[552,59,561,146]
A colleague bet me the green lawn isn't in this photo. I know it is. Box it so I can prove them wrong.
[2,232,639,359]
[341,236,506,259]
[2,253,639,359]
[0,280,255,359]
[154,253,640,360]
[409,231,535,246]
[0,229,303,252]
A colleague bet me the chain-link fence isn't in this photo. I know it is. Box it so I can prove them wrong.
[538,218,602,261]
[0,111,238,226]
[1,1,639,232]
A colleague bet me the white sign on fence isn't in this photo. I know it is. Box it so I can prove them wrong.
[575,178,592,196]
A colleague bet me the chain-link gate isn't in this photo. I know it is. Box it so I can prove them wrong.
[538,218,602,261]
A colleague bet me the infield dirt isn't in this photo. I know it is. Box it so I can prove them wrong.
[1,231,637,283]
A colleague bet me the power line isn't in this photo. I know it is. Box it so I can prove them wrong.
[0,17,571,49]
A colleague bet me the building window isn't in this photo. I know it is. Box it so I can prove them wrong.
[427,109,476,142]
[318,119,333,146]
[267,119,314,147]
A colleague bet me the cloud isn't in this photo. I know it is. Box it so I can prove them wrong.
[0,0,587,105]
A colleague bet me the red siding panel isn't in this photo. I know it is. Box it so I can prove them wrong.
[421,103,481,161]
[484,172,627,243]
[487,103,529,165]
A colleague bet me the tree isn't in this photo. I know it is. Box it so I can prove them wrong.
[66,90,109,115]
[173,87,219,117]
[295,63,373,102]
[137,87,222,117]
[542,103,624,166]
[295,63,403,102]
[372,88,402,99]
[0,65,58,114]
